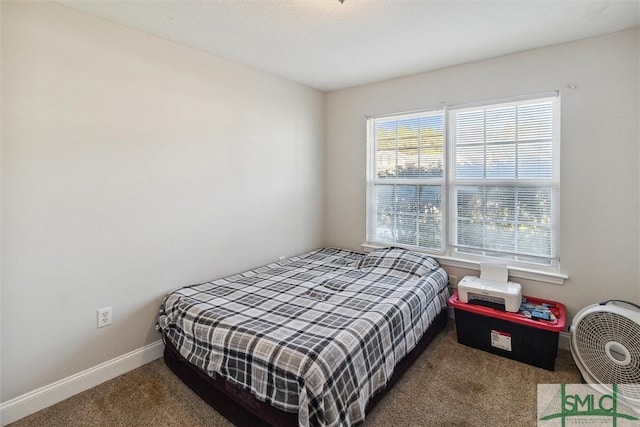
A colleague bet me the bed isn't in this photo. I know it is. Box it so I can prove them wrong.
[156,247,450,426]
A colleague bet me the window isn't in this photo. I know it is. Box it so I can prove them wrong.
[366,94,560,267]
[366,110,445,251]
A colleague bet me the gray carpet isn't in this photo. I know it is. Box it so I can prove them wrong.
[9,324,581,426]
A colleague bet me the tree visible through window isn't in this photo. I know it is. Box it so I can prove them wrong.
[366,94,559,267]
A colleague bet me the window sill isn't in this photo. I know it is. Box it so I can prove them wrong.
[361,243,568,286]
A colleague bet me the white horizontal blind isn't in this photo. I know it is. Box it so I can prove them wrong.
[366,110,445,251]
[448,96,559,264]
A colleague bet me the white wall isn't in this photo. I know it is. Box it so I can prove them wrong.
[1,1,324,401]
[324,29,640,319]
[0,0,4,407]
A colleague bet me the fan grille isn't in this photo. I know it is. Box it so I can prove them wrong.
[573,310,640,400]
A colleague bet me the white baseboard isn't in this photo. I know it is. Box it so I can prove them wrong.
[0,340,164,426]
[558,331,570,351]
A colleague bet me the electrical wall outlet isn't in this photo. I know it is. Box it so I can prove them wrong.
[279,255,285,262]
[97,307,112,328]
[449,275,459,288]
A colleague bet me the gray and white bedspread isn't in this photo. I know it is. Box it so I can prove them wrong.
[156,247,449,427]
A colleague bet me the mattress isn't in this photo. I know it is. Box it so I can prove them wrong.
[156,247,449,426]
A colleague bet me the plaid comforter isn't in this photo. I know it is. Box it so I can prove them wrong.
[157,247,449,426]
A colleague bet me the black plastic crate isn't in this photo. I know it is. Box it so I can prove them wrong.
[449,292,565,371]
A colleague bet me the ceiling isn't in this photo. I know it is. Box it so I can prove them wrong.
[57,0,640,92]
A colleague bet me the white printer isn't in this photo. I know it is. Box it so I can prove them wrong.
[458,275,522,312]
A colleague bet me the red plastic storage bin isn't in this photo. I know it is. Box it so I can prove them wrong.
[449,292,566,370]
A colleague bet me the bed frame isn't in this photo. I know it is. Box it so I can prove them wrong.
[163,308,448,426]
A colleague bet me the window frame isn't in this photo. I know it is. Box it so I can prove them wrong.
[365,92,561,273]
[365,109,447,253]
